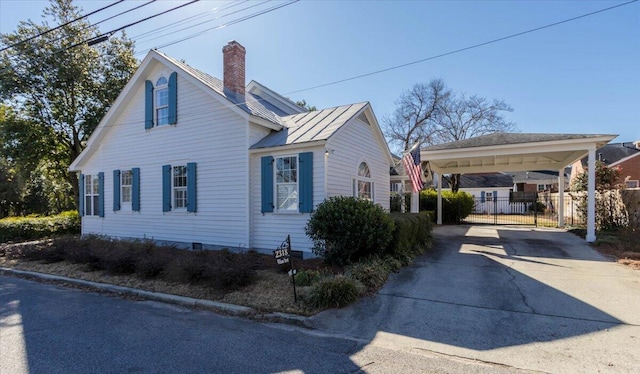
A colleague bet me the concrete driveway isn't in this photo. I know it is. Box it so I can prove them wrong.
[308,225,640,373]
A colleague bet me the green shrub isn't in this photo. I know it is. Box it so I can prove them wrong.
[529,201,546,212]
[305,196,395,265]
[390,192,401,213]
[294,269,321,286]
[381,256,403,273]
[0,211,80,243]
[347,259,389,291]
[419,190,474,223]
[386,212,432,264]
[306,275,364,308]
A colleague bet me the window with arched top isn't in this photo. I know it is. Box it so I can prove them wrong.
[354,161,373,201]
[155,76,169,125]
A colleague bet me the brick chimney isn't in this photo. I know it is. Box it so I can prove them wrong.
[223,40,246,96]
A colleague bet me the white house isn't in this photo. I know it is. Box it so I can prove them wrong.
[440,173,519,214]
[69,41,393,257]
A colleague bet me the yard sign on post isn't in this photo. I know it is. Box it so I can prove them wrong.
[273,235,297,303]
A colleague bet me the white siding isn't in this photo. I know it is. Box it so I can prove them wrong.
[80,64,251,249]
[326,118,390,210]
[463,187,517,214]
[246,116,391,256]
[249,123,271,146]
[249,146,325,254]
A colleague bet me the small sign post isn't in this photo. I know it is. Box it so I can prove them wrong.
[273,235,297,303]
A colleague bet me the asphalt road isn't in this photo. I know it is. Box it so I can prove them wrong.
[1,274,529,374]
[308,225,640,373]
[2,225,639,373]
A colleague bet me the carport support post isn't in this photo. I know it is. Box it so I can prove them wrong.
[411,191,419,213]
[558,169,565,227]
[586,147,596,242]
[437,173,443,225]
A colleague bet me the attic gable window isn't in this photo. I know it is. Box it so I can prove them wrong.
[145,72,177,129]
[155,76,169,126]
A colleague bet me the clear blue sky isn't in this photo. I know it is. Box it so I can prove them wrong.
[2,0,639,145]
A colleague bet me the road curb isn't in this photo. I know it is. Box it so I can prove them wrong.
[0,267,307,325]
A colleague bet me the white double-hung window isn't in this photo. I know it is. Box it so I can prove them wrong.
[275,156,298,211]
[84,174,99,216]
[155,76,169,125]
[173,165,187,209]
[121,170,132,203]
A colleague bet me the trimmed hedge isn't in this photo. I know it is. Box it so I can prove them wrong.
[386,212,432,264]
[8,236,262,292]
[0,211,80,243]
[305,196,395,265]
[420,189,474,223]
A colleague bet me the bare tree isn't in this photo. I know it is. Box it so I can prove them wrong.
[383,79,449,152]
[434,93,516,192]
[384,80,516,192]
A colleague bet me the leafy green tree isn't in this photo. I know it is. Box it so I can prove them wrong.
[295,99,317,112]
[0,0,138,211]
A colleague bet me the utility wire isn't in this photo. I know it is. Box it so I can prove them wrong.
[151,0,299,50]
[41,1,157,50]
[72,0,201,51]
[132,0,249,41]
[97,0,637,131]
[82,0,200,49]
[0,0,125,52]
[285,0,639,95]
[134,0,270,47]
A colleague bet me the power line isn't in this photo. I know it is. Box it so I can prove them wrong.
[0,0,125,52]
[133,0,270,48]
[82,0,201,50]
[285,0,639,95]
[132,0,249,41]
[151,0,299,50]
[42,1,157,50]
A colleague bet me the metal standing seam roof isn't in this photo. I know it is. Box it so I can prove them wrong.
[250,102,369,149]
[158,51,283,126]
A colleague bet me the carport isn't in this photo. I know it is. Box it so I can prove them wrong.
[419,133,616,242]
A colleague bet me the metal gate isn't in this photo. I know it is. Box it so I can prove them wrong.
[460,192,583,227]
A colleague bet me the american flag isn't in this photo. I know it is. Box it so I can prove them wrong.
[402,146,423,193]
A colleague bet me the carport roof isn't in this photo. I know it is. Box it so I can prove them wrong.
[421,132,617,174]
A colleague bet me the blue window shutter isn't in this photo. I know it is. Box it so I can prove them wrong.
[79,174,84,216]
[261,156,274,213]
[145,80,154,129]
[480,191,486,203]
[493,191,498,201]
[168,72,177,125]
[132,167,140,212]
[162,165,171,212]
[98,172,105,217]
[113,170,121,211]
[299,152,313,213]
[187,162,197,212]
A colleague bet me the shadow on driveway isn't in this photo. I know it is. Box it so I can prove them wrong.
[308,225,630,352]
